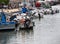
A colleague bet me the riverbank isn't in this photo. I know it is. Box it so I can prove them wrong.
[0,8,19,13]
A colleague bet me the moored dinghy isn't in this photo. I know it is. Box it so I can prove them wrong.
[14,13,35,29]
[0,12,16,30]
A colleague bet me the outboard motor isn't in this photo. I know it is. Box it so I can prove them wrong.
[38,12,41,20]
[49,8,54,14]
[55,9,59,13]
[24,16,30,28]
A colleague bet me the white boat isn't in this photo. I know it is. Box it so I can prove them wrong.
[14,13,35,29]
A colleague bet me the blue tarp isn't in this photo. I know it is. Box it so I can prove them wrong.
[1,12,6,23]
[22,7,28,13]
[0,12,16,25]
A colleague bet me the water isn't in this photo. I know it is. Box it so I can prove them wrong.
[0,29,34,44]
[0,5,60,44]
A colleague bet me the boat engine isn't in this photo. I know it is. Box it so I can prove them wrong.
[24,16,30,28]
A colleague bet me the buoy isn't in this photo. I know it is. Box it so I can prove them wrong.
[35,1,41,7]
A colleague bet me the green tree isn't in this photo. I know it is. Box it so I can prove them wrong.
[0,0,9,5]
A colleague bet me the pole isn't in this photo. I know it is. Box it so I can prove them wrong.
[34,0,36,7]
[24,0,25,4]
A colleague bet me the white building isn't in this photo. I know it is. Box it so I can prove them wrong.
[45,0,59,1]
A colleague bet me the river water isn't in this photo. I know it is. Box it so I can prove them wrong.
[0,5,60,44]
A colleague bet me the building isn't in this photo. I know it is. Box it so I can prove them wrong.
[10,0,38,2]
[10,0,28,2]
[10,0,60,2]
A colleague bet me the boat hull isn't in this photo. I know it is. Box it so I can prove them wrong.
[0,22,16,30]
[0,24,15,30]
[19,22,34,29]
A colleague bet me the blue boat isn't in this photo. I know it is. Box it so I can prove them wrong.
[0,12,16,30]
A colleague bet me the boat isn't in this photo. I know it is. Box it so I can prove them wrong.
[0,12,16,30]
[13,13,35,29]
[31,9,44,18]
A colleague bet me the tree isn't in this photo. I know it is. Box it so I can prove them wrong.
[0,0,9,5]
[0,0,9,12]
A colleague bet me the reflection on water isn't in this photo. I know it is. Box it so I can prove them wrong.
[0,31,16,44]
[16,29,34,44]
[0,29,34,44]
